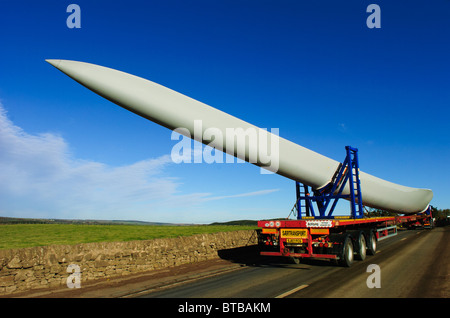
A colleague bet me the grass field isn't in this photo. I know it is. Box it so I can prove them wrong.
[0,224,257,250]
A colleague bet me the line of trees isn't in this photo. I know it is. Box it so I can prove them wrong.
[430,206,450,226]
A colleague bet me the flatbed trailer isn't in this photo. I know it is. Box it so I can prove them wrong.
[257,213,432,267]
[257,146,433,267]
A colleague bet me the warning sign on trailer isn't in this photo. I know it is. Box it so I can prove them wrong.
[280,229,308,239]
[305,220,333,228]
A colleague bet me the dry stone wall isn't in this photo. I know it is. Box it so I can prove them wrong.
[0,230,257,295]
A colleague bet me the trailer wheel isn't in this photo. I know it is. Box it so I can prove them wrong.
[366,230,377,256]
[290,257,301,264]
[354,231,367,261]
[338,235,354,267]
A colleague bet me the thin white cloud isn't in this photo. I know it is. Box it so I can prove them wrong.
[0,103,278,222]
[338,123,347,132]
[0,104,177,219]
[201,189,279,202]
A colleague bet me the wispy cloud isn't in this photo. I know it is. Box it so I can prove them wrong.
[338,123,347,132]
[0,104,176,219]
[201,189,279,202]
[0,103,277,222]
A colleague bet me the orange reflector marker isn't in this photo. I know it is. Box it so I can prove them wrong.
[262,228,278,234]
[310,228,329,235]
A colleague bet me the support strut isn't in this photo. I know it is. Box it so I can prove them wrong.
[296,146,364,219]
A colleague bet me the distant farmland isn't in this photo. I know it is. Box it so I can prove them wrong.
[0,218,257,250]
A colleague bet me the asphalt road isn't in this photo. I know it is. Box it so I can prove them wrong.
[137,226,449,298]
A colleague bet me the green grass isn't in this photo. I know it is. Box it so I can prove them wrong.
[0,224,257,250]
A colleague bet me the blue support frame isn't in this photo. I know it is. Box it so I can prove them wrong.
[296,146,364,219]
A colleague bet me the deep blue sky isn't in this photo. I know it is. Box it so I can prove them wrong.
[0,0,448,223]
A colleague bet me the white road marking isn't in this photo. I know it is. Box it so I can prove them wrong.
[275,284,309,298]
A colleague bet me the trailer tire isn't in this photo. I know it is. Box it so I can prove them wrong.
[366,230,377,256]
[338,235,354,267]
[354,231,367,261]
